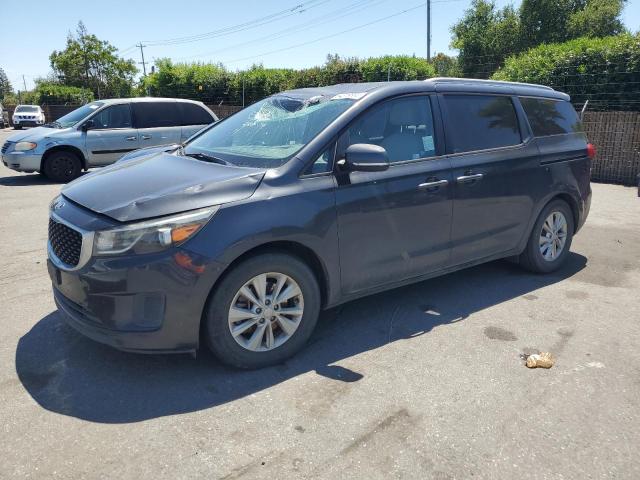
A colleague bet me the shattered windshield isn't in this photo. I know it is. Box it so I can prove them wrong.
[184,94,355,168]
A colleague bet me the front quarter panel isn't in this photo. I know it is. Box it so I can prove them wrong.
[186,172,340,307]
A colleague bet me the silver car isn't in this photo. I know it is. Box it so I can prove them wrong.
[1,98,217,182]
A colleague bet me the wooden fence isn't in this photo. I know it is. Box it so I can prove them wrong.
[3,104,639,186]
[582,111,640,186]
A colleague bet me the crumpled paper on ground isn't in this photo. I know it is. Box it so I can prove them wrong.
[525,352,555,369]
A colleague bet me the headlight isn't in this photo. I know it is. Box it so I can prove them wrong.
[93,206,218,256]
[15,142,37,151]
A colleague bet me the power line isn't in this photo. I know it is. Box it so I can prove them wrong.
[219,1,431,65]
[174,0,387,61]
[141,0,331,47]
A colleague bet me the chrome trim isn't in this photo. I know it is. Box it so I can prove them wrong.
[456,173,484,184]
[418,179,449,190]
[48,211,95,271]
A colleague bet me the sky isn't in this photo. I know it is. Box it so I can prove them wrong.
[1,0,639,90]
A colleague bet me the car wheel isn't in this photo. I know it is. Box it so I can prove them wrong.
[204,252,321,369]
[519,199,574,273]
[14,125,22,130]
[43,150,82,183]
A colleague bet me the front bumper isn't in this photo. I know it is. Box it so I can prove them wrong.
[2,151,43,172]
[47,200,227,353]
[13,119,44,127]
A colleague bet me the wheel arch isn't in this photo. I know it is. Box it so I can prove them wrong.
[550,192,579,231]
[198,240,331,344]
[212,240,329,307]
[41,145,87,172]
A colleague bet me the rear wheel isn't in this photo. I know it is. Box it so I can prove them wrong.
[519,199,574,273]
[204,253,321,369]
[43,150,82,183]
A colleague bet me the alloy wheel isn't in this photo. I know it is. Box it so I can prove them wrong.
[539,211,568,261]
[228,272,304,352]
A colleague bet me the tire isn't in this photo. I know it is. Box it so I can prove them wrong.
[204,252,321,369]
[14,125,22,130]
[519,199,574,273]
[42,150,82,183]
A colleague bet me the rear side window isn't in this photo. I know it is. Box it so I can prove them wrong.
[133,102,181,128]
[520,97,582,136]
[179,102,214,126]
[442,95,521,153]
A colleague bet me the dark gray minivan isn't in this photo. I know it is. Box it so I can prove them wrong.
[47,79,593,368]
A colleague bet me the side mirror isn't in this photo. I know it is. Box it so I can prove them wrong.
[81,119,95,131]
[339,143,389,172]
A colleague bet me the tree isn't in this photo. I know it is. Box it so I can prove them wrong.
[0,67,13,100]
[520,0,626,48]
[567,0,627,39]
[450,0,522,78]
[493,33,640,111]
[49,22,137,99]
[452,0,627,78]
[431,53,461,77]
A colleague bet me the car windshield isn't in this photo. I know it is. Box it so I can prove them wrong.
[16,106,39,112]
[184,94,356,168]
[52,102,105,128]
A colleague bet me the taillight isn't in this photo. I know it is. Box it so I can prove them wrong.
[587,143,596,159]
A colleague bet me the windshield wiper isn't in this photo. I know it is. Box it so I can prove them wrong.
[184,152,233,166]
[43,121,62,129]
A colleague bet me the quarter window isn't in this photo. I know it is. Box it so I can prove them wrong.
[343,96,437,163]
[304,144,334,175]
[520,97,582,136]
[133,102,181,128]
[179,102,215,126]
[91,104,132,129]
[443,95,521,153]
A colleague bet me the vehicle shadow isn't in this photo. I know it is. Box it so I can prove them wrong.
[0,172,88,186]
[16,253,587,424]
[0,174,59,186]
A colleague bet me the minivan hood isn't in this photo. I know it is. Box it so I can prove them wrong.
[62,152,266,222]
[7,126,74,143]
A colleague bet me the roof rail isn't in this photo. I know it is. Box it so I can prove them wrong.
[426,77,554,91]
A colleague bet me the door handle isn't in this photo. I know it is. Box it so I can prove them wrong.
[418,179,449,190]
[124,136,137,141]
[141,135,152,140]
[456,173,484,184]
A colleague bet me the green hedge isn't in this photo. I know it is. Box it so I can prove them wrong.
[492,33,640,110]
[140,55,437,105]
[34,82,94,104]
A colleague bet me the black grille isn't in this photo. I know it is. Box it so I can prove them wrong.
[49,218,82,266]
[1,141,11,154]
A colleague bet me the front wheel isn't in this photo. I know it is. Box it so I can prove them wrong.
[43,150,82,183]
[204,253,321,369]
[519,199,574,273]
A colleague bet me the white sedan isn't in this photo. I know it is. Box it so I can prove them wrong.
[13,105,45,129]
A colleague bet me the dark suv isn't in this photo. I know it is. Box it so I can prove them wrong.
[47,79,593,368]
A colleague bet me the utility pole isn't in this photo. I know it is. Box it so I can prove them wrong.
[242,76,245,108]
[387,64,391,82]
[22,75,27,91]
[426,0,431,61]
[137,42,150,96]
[137,43,147,76]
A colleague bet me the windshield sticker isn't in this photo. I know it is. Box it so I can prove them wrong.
[331,92,367,101]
